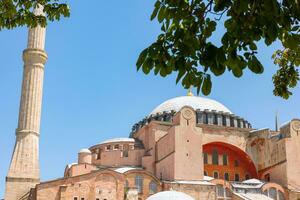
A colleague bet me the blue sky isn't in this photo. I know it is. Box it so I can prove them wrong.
[0,1,299,197]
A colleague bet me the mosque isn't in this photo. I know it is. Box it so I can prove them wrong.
[4,6,300,200]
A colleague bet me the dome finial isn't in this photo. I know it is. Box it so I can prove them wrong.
[187,86,194,96]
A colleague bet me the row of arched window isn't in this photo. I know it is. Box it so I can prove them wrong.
[204,151,240,166]
[204,171,250,181]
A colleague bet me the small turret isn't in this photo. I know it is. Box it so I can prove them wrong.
[78,148,92,164]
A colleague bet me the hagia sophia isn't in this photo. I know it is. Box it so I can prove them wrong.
[4,6,300,200]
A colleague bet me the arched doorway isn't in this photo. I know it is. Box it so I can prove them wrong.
[203,142,258,181]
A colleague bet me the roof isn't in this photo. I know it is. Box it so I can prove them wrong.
[150,96,232,116]
[67,162,77,168]
[164,180,215,186]
[203,176,214,181]
[114,167,142,173]
[234,193,273,200]
[231,180,264,189]
[280,121,290,128]
[249,128,269,133]
[146,191,195,200]
[242,179,263,184]
[79,148,91,154]
[98,138,135,145]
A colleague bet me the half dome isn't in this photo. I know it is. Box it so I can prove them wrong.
[146,191,194,200]
[150,96,232,116]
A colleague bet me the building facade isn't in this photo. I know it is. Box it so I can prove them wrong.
[4,9,300,200]
[30,95,300,200]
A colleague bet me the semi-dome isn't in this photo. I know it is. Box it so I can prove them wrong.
[146,191,194,200]
[150,96,232,116]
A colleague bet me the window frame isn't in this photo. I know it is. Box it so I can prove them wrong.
[212,149,219,165]
[149,181,157,195]
[135,175,143,194]
[223,154,228,166]
[224,172,229,181]
[203,152,208,164]
[213,171,219,179]
[234,173,240,181]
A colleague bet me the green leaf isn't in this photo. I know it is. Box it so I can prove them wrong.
[151,1,161,20]
[142,58,152,74]
[136,48,148,70]
[202,75,212,95]
[248,56,264,74]
[157,6,165,23]
[176,69,186,84]
[249,43,257,51]
[232,67,243,77]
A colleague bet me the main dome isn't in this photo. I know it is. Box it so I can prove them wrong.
[150,96,232,116]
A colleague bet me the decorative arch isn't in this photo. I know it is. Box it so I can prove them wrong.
[94,172,119,200]
[203,142,258,181]
[64,182,91,200]
[262,183,287,200]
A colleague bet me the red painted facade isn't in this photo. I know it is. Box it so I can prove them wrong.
[203,142,258,181]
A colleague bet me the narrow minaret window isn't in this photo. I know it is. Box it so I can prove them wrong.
[5,5,47,200]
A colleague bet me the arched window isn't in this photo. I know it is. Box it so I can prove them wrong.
[234,174,240,181]
[224,172,229,181]
[278,191,285,200]
[265,173,270,182]
[212,149,219,165]
[217,185,224,197]
[149,181,157,194]
[245,174,250,180]
[223,154,228,166]
[213,171,219,179]
[222,115,227,126]
[203,152,208,164]
[213,114,218,125]
[269,188,277,200]
[203,113,208,124]
[135,175,143,193]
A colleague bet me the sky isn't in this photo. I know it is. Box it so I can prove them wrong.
[0,1,299,198]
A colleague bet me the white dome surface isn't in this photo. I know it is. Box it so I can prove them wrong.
[150,96,232,116]
[146,191,194,200]
[99,138,135,145]
[79,148,91,154]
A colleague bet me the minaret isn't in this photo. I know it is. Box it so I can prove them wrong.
[5,6,47,200]
[275,111,279,131]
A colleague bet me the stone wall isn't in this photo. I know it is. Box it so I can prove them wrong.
[36,170,125,200]
[163,182,217,200]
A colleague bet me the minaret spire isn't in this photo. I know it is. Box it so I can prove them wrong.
[275,111,279,131]
[5,5,47,200]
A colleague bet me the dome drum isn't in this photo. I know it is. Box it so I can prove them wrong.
[130,109,251,137]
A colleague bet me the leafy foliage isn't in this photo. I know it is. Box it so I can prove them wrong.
[272,48,300,99]
[136,0,300,98]
[0,0,70,30]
